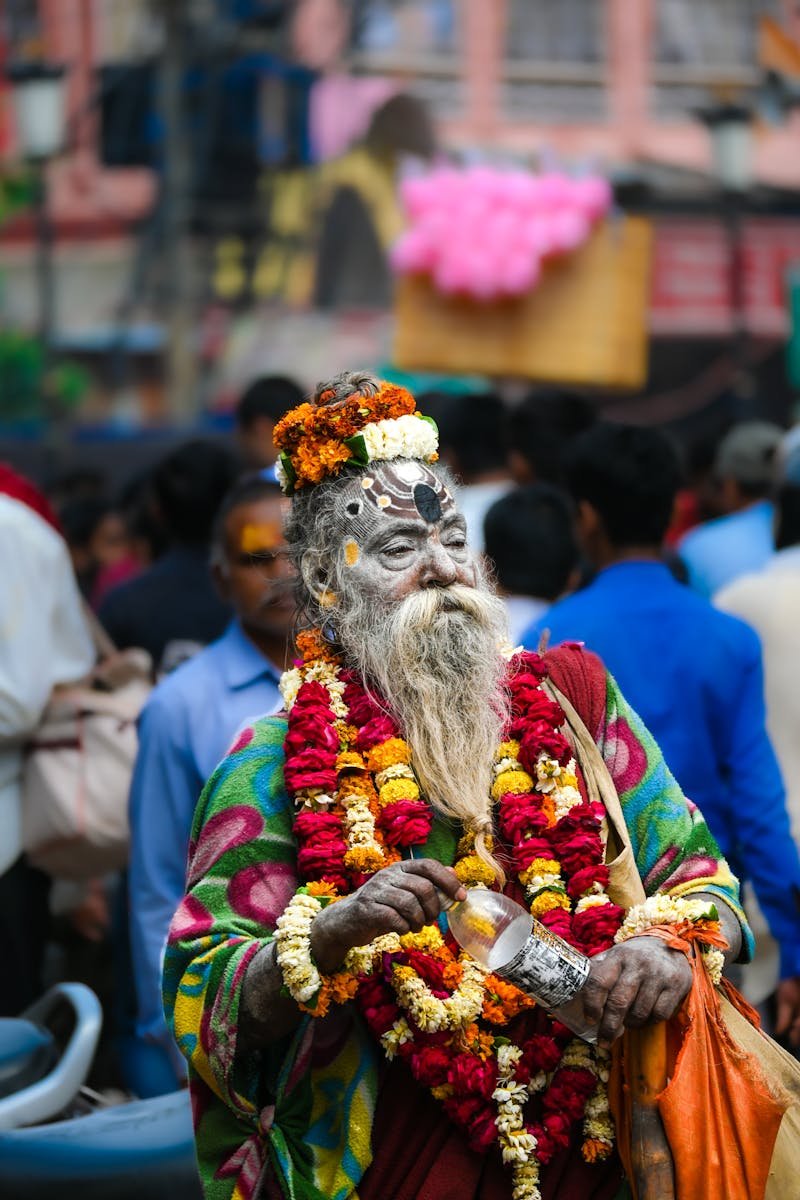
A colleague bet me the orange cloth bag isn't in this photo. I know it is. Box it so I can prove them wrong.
[611,926,792,1200]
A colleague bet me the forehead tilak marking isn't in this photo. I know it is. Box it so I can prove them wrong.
[361,462,453,522]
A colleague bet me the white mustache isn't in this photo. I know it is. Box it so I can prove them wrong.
[396,584,501,631]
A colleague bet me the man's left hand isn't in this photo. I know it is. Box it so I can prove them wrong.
[775,976,800,1046]
[578,937,693,1047]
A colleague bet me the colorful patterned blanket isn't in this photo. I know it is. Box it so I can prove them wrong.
[163,647,751,1200]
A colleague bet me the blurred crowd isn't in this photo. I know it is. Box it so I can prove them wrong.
[2,375,800,1097]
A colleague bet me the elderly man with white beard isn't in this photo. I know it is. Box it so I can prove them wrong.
[163,374,756,1200]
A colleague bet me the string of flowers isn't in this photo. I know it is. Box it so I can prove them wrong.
[278,637,629,1187]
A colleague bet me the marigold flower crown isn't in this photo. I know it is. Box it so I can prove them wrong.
[272,380,439,494]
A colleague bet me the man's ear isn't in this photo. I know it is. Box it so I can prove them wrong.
[576,499,600,542]
[211,560,231,602]
[300,549,335,608]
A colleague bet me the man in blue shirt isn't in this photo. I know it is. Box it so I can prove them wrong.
[127,474,295,1089]
[523,422,800,1044]
[678,421,782,598]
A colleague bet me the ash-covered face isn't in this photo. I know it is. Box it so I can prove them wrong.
[336,460,477,603]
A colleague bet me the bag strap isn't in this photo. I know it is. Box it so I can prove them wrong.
[81,602,118,663]
[542,676,646,908]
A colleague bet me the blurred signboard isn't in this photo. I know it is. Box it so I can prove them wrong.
[394,217,652,389]
[651,218,800,338]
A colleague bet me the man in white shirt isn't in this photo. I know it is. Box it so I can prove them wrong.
[716,427,800,1040]
[0,493,94,1015]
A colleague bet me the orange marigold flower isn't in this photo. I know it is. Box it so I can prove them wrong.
[295,628,338,663]
[306,881,340,900]
[481,975,536,1024]
[540,794,557,827]
[338,776,377,801]
[328,973,361,1004]
[458,1024,495,1061]
[336,750,365,772]
[273,402,317,451]
[582,1138,613,1164]
[365,738,411,772]
[344,845,386,873]
[441,959,463,989]
[335,722,359,747]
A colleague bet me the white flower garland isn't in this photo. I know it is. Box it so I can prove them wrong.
[274,891,324,1004]
[360,413,438,465]
[340,784,384,868]
[614,894,724,985]
[390,954,488,1034]
[493,1044,541,1200]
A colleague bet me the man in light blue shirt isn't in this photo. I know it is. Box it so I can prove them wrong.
[127,474,294,1089]
[678,421,782,597]
[523,423,800,1044]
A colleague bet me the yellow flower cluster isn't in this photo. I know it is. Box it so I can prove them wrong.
[378,777,420,806]
[491,769,534,802]
[455,854,497,888]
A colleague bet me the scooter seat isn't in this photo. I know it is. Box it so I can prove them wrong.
[0,1090,202,1199]
[0,1020,58,1100]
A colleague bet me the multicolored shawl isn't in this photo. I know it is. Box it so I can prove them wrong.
[162,646,753,1200]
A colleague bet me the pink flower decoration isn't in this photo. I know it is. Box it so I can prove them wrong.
[378,798,433,847]
[393,166,611,301]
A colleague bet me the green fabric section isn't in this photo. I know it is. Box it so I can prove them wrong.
[163,673,753,1199]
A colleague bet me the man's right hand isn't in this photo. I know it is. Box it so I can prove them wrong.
[310,858,466,974]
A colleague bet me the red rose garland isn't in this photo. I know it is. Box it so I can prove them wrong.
[279,640,625,1197]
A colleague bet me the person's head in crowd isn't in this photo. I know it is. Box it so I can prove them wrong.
[235,375,305,469]
[60,496,131,598]
[210,474,295,660]
[774,426,800,551]
[152,441,239,550]
[117,470,168,566]
[507,390,597,486]
[364,92,437,163]
[47,466,107,511]
[711,421,783,517]
[434,391,509,485]
[483,484,579,602]
[564,422,683,570]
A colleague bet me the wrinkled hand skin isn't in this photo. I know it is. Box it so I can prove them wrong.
[239,859,466,1049]
[311,858,466,974]
[577,937,694,1048]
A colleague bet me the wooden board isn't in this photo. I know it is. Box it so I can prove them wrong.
[393,216,653,390]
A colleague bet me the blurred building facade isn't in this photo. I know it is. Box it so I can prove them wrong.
[0,0,799,423]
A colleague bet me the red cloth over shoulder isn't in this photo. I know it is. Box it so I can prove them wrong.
[0,463,62,533]
[542,641,608,744]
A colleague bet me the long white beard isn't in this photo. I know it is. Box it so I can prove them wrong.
[335,581,511,842]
